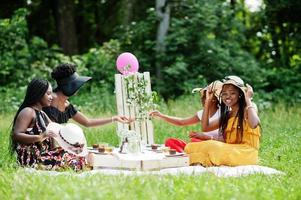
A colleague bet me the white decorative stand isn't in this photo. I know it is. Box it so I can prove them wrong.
[115,72,154,145]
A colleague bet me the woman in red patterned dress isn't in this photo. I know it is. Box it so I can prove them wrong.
[11,78,86,171]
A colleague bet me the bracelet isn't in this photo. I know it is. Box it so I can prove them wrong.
[111,117,115,123]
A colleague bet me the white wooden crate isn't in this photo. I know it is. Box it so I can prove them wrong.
[115,72,154,145]
[88,149,189,171]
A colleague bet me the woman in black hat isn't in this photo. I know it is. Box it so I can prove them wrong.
[43,63,131,125]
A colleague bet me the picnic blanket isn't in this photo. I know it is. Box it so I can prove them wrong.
[23,165,284,177]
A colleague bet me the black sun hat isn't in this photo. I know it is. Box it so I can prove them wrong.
[56,72,91,96]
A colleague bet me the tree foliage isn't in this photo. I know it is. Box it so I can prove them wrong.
[116,0,266,98]
[0,8,60,86]
[0,0,301,104]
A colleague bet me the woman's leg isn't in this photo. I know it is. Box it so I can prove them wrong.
[185,140,258,166]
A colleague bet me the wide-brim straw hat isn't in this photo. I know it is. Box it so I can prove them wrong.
[192,80,223,98]
[56,72,91,97]
[46,122,88,157]
[221,75,247,95]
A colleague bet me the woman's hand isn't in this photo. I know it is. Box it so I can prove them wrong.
[205,87,215,105]
[189,131,214,140]
[113,116,134,124]
[149,110,162,118]
[189,131,202,139]
[40,130,56,142]
[245,84,254,100]
[244,84,260,128]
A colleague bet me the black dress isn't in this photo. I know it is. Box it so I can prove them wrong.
[16,109,86,171]
[43,104,78,123]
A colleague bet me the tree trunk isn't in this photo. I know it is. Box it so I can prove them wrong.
[119,0,136,26]
[52,0,78,55]
[155,0,170,80]
[230,0,236,8]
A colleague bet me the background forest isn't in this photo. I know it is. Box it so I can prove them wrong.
[0,0,301,112]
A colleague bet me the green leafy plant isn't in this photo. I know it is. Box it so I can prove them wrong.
[124,74,157,121]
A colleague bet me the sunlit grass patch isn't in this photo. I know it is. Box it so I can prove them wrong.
[0,99,301,199]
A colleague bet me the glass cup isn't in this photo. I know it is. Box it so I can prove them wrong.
[161,146,170,154]
[99,143,108,148]
[127,138,141,154]
[105,146,113,153]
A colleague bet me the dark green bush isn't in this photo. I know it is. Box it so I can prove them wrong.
[1,3,301,113]
[0,9,123,113]
[73,39,121,91]
[0,8,66,87]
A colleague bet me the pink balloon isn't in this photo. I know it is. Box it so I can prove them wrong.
[116,52,139,75]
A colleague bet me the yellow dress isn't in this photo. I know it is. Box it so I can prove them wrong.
[184,117,261,166]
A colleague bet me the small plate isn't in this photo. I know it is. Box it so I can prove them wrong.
[165,153,186,157]
[88,149,111,155]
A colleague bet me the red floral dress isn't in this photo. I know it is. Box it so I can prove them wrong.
[16,110,86,171]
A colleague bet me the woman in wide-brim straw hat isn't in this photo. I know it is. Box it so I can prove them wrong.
[184,75,261,166]
[149,80,223,153]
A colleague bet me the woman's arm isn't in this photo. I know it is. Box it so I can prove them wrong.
[149,110,199,126]
[201,90,220,132]
[189,131,212,140]
[13,108,47,144]
[72,111,131,127]
[189,131,224,141]
[245,84,260,128]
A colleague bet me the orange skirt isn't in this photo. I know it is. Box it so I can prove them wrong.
[184,140,258,166]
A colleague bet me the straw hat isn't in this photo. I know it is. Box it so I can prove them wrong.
[221,75,247,95]
[192,80,223,98]
[47,122,88,157]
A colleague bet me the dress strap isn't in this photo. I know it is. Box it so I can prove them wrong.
[34,110,48,133]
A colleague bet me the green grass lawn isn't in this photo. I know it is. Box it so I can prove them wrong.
[0,97,300,200]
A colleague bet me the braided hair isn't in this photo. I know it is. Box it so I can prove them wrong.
[51,63,77,93]
[219,87,246,143]
[51,63,76,81]
[10,78,49,153]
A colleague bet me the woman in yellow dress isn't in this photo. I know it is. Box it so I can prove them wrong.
[184,76,261,166]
